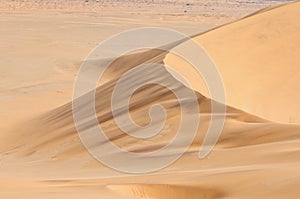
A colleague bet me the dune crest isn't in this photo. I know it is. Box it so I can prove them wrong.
[165,1,300,123]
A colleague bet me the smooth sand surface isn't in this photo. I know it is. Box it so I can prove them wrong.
[0,1,300,199]
[165,1,300,123]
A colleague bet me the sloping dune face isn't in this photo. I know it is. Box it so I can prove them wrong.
[14,48,256,164]
[165,1,300,123]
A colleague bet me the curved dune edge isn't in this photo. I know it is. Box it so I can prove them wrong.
[107,184,223,199]
[11,47,268,160]
[164,0,300,123]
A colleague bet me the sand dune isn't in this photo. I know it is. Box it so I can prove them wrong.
[165,0,300,123]
[1,1,300,199]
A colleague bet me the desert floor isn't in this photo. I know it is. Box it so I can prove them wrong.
[0,0,300,199]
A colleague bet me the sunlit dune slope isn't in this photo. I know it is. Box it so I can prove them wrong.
[165,1,300,123]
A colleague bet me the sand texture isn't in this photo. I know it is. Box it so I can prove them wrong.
[0,1,299,199]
